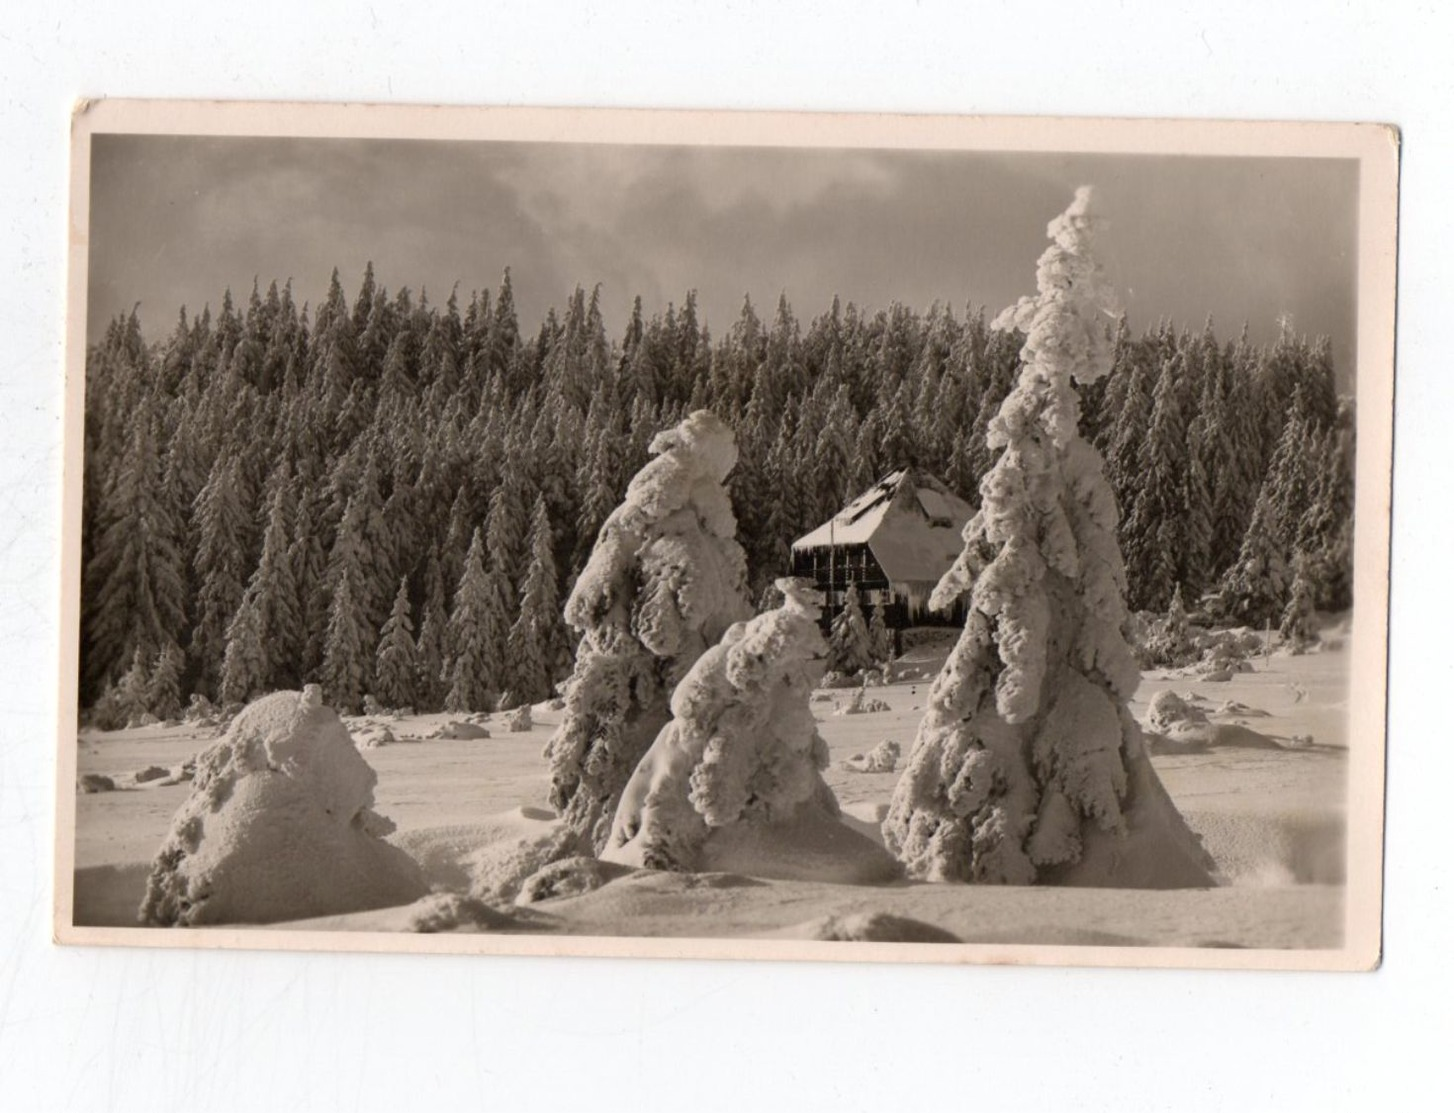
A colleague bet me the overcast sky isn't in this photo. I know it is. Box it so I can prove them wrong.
[87,135,1359,384]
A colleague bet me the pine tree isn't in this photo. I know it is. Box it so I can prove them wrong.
[148,643,185,721]
[1122,353,1190,612]
[1216,480,1289,628]
[868,598,894,664]
[218,483,300,703]
[414,547,451,711]
[827,583,874,676]
[190,453,254,697]
[544,411,751,854]
[1280,552,1318,651]
[444,527,509,712]
[320,550,374,714]
[507,497,567,705]
[115,646,152,726]
[883,188,1213,887]
[82,410,189,702]
[374,577,418,709]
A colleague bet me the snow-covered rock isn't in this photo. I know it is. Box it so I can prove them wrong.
[515,856,634,905]
[404,892,518,933]
[602,579,899,884]
[842,739,900,774]
[785,911,960,944]
[1146,690,1207,734]
[139,686,427,926]
[357,726,396,748]
[430,720,490,741]
[834,688,890,715]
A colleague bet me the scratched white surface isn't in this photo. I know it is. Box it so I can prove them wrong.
[2,4,1451,1110]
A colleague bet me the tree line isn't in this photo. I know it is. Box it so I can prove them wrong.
[80,264,1353,721]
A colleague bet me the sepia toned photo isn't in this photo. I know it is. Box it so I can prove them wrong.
[55,101,1397,969]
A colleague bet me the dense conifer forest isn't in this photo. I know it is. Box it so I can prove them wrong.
[80,265,1353,720]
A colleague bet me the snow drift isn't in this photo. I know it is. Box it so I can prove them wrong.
[139,686,426,925]
[603,578,899,884]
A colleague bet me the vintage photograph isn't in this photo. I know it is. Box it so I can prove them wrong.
[55,102,1396,968]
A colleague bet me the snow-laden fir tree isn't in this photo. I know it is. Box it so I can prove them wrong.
[883,187,1214,887]
[115,646,153,726]
[413,546,450,712]
[1279,552,1318,652]
[320,563,372,714]
[445,527,510,712]
[868,598,894,664]
[374,577,418,709]
[219,483,300,704]
[827,583,874,677]
[544,410,751,854]
[148,643,185,721]
[602,579,896,882]
[506,496,568,706]
[83,412,188,699]
[191,453,254,696]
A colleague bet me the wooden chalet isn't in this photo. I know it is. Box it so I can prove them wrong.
[789,468,973,630]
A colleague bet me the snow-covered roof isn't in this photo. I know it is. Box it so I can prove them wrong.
[791,469,973,584]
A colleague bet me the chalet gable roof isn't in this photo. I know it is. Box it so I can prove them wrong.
[791,468,973,584]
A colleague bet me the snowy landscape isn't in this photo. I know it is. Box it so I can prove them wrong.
[67,145,1360,956]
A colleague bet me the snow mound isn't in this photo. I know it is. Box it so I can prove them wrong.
[133,765,169,784]
[515,856,635,905]
[404,892,518,933]
[139,687,427,926]
[1147,690,1206,733]
[464,825,578,903]
[779,912,961,944]
[602,578,899,885]
[78,773,116,794]
[842,739,900,774]
[505,705,532,733]
[835,689,891,715]
[357,726,396,748]
[431,720,490,740]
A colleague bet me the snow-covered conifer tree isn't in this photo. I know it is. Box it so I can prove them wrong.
[444,527,509,712]
[1214,479,1289,628]
[883,187,1214,887]
[544,410,751,853]
[83,412,189,701]
[115,646,152,725]
[507,496,567,705]
[374,577,418,709]
[192,454,254,694]
[148,643,185,721]
[827,583,874,676]
[320,558,373,714]
[868,598,894,664]
[219,483,300,703]
[603,579,894,881]
[1280,553,1318,651]
[413,547,450,711]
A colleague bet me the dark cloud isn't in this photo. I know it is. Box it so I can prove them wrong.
[87,135,1358,385]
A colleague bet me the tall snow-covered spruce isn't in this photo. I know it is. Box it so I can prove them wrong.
[543,410,751,854]
[882,187,1214,888]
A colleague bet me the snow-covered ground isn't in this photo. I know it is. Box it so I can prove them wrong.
[70,631,1350,949]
